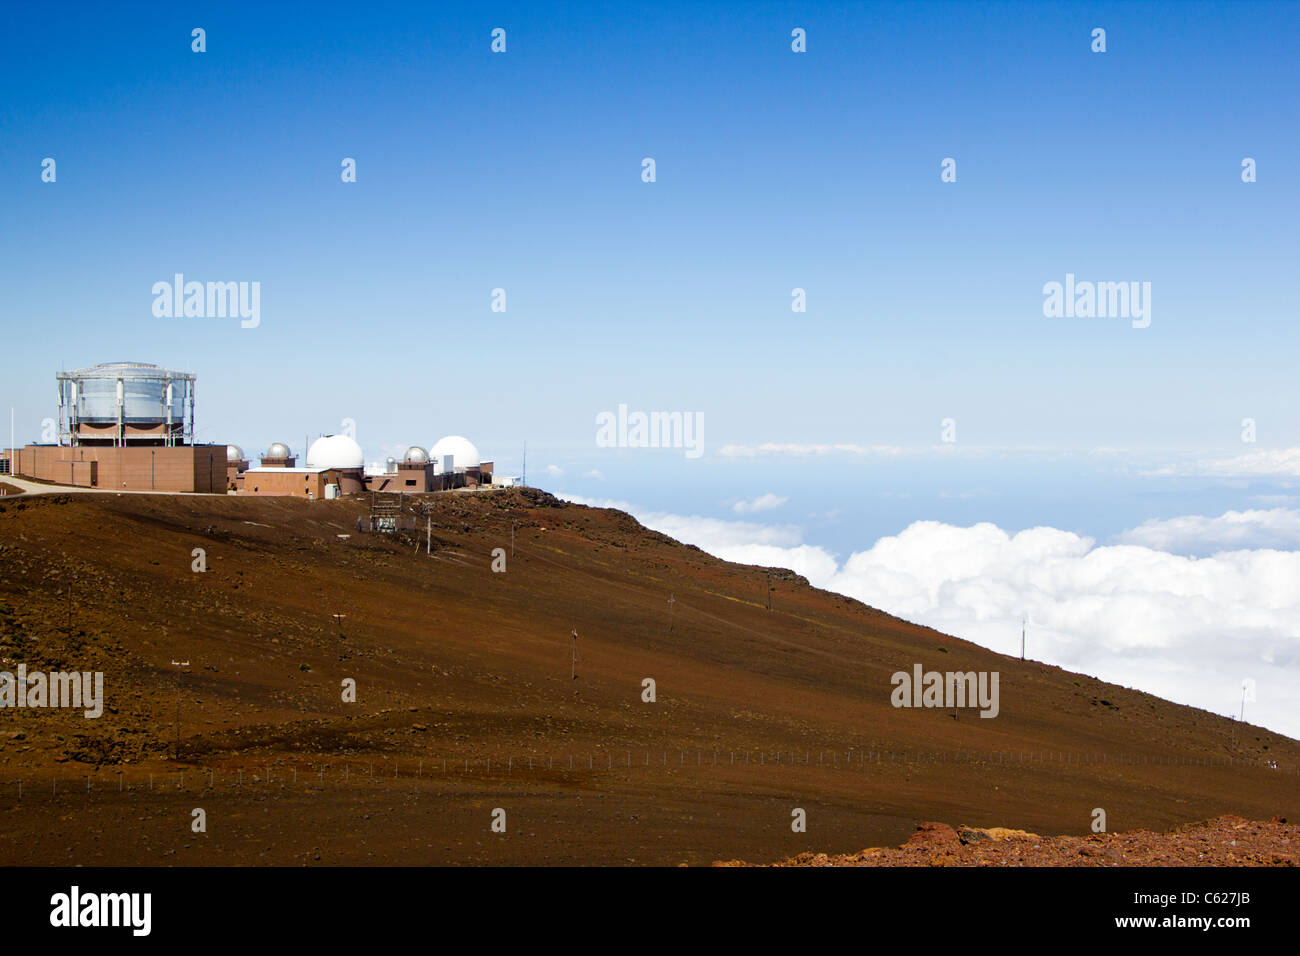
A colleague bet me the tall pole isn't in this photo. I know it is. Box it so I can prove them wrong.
[426,514,431,554]
[1240,683,1247,723]
[571,629,578,680]
[171,660,189,759]
[1021,615,1026,660]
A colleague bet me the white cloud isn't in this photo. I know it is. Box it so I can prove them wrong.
[733,493,788,515]
[1145,447,1300,478]
[718,442,904,458]
[582,469,605,481]
[1116,508,1300,554]
[543,464,563,477]
[559,494,1300,740]
[817,521,1300,738]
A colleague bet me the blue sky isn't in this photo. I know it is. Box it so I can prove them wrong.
[3,2,1298,735]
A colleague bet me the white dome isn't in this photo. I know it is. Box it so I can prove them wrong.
[227,444,245,462]
[306,434,364,471]
[403,445,429,464]
[266,442,292,459]
[430,435,480,470]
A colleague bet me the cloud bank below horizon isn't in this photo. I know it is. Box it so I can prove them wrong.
[562,494,1300,741]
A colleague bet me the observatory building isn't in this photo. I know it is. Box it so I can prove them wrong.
[226,444,249,487]
[234,434,366,498]
[7,363,225,491]
[56,362,195,446]
[363,436,494,493]
[364,445,436,493]
[428,435,493,488]
[2,363,511,498]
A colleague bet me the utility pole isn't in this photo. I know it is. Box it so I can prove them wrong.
[571,629,578,680]
[522,441,527,487]
[333,611,346,639]
[668,594,675,631]
[426,514,431,554]
[171,660,190,759]
[1021,615,1026,661]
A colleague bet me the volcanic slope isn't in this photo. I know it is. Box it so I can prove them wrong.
[0,488,1296,866]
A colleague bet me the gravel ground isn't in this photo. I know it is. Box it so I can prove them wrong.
[724,815,1298,866]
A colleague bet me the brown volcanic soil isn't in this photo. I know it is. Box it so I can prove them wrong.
[728,815,1298,866]
[0,487,1296,866]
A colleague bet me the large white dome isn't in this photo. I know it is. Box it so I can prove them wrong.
[430,435,480,470]
[306,434,364,470]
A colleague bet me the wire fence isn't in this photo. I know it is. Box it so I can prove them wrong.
[3,746,1293,804]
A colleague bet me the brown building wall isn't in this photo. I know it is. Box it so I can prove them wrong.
[365,465,433,493]
[337,471,365,494]
[240,470,326,498]
[14,445,224,492]
[237,468,362,498]
[358,463,497,495]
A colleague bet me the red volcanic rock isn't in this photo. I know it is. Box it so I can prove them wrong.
[748,816,1300,867]
[906,822,962,847]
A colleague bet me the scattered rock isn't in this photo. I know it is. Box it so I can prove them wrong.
[906,822,961,847]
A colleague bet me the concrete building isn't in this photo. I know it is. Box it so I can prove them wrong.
[235,435,365,498]
[226,444,249,489]
[361,438,495,494]
[11,363,225,492]
[9,363,510,498]
[428,435,494,489]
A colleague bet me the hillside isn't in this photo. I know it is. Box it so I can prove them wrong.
[0,487,1296,865]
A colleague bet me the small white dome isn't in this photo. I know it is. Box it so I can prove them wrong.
[403,445,429,464]
[266,442,291,459]
[430,435,480,470]
[307,434,364,470]
[227,444,245,462]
